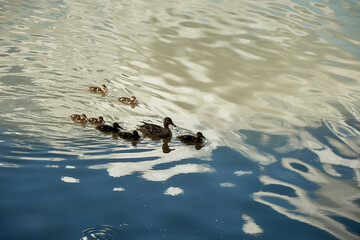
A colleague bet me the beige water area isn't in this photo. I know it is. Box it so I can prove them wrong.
[1,0,360,238]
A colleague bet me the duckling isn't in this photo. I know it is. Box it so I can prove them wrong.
[88,84,107,93]
[70,114,88,123]
[118,130,141,141]
[138,117,176,139]
[88,116,105,125]
[117,96,137,105]
[96,122,122,133]
[70,114,81,120]
[177,132,205,144]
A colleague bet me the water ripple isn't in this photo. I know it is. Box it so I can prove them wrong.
[81,226,119,240]
[1,0,360,238]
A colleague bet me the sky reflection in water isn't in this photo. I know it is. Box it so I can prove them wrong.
[0,0,359,239]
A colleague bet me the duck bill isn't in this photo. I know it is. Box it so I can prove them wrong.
[171,123,176,127]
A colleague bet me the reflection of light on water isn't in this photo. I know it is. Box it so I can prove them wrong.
[242,214,263,235]
[61,176,80,183]
[301,130,360,177]
[255,158,360,240]
[113,187,125,192]
[220,182,235,188]
[324,119,360,155]
[164,187,184,196]
[234,170,253,176]
[142,163,214,182]
[89,143,216,181]
[0,0,360,238]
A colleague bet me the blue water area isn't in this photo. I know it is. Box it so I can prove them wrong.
[0,138,347,240]
[1,0,360,239]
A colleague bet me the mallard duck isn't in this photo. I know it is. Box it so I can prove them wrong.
[88,116,105,125]
[138,117,176,139]
[177,132,205,144]
[117,96,137,104]
[118,130,141,141]
[96,122,122,133]
[70,114,88,123]
[88,84,107,93]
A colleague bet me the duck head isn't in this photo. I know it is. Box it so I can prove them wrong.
[132,130,140,137]
[101,84,108,92]
[98,116,104,122]
[196,132,205,139]
[80,114,87,120]
[113,122,122,129]
[164,117,176,128]
[130,96,136,102]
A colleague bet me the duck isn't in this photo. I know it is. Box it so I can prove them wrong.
[96,122,122,133]
[138,117,176,139]
[118,130,141,141]
[117,96,137,105]
[70,114,81,120]
[88,84,107,93]
[177,132,206,144]
[88,116,105,125]
[70,114,88,123]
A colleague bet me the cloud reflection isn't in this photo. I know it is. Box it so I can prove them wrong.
[255,158,360,240]
[164,187,184,196]
[242,214,263,235]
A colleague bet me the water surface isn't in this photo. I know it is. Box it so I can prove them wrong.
[0,0,360,239]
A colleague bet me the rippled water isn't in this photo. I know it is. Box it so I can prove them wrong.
[1,0,360,239]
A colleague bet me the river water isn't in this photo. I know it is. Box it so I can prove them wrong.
[0,0,359,239]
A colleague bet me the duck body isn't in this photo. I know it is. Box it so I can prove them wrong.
[71,114,88,123]
[88,84,107,93]
[138,117,176,139]
[119,130,141,141]
[70,114,81,120]
[117,96,137,105]
[88,116,105,125]
[177,132,205,144]
[96,122,122,133]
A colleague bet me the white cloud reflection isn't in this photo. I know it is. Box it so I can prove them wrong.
[1,0,359,238]
[242,214,263,235]
[164,187,184,196]
[255,158,360,240]
[220,182,235,188]
[89,144,215,182]
[61,176,80,183]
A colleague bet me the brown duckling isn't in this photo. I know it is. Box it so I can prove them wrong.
[70,114,81,120]
[177,132,205,144]
[118,130,141,141]
[88,84,107,93]
[117,96,137,105]
[96,122,122,133]
[88,116,105,125]
[70,114,88,123]
[138,117,176,139]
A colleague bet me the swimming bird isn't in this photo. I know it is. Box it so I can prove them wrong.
[88,116,105,125]
[88,84,107,93]
[177,132,205,144]
[138,117,176,139]
[118,130,141,141]
[96,122,122,133]
[117,96,137,105]
[70,114,81,120]
[70,114,88,123]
